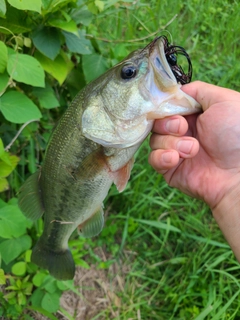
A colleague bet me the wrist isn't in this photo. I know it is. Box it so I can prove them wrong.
[212,183,240,262]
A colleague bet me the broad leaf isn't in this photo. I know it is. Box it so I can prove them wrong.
[95,0,104,12]
[70,5,93,26]
[7,52,45,87]
[62,30,93,55]
[48,19,78,33]
[0,269,6,285]
[0,155,19,177]
[0,139,4,157]
[0,0,6,17]
[0,235,32,264]
[0,42,7,73]
[7,0,41,13]
[41,292,60,313]
[42,0,74,14]
[33,83,60,109]
[0,71,9,94]
[35,51,74,85]
[11,261,27,276]
[0,6,31,34]
[32,27,61,60]
[0,177,8,192]
[0,205,30,238]
[82,53,108,83]
[0,90,42,123]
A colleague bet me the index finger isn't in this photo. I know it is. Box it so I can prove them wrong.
[181,81,240,111]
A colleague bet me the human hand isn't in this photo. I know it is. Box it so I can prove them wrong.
[149,81,240,260]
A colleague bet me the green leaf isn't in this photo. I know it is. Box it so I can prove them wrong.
[48,19,77,33]
[7,52,45,87]
[0,154,19,177]
[95,0,104,12]
[0,71,9,94]
[12,261,27,276]
[31,27,61,60]
[25,249,32,262]
[42,0,73,14]
[56,280,69,291]
[0,138,4,158]
[0,150,14,166]
[41,292,60,313]
[0,6,31,34]
[0,204,29,238]
[18,291,27,305]
[0,177,8,192]
[70,5,93,26]
[134,218,181,233]
[0,235,32,264]
[0,0,6,17]
[0,268,6,285]
[32,272,47,287]
[62,30,93,55]
[32,83,60,109]
[0,41,7,73]
[30,288,45,308]
[75,258,90,269]
[35,51,74,85]
[0,90,42,123]
[82,53,108,83]
[7,0,42,13]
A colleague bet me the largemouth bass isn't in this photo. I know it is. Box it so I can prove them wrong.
[18,36,201,280]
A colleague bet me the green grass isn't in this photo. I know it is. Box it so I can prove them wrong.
[83,0,240,318]
[97,142,240,319]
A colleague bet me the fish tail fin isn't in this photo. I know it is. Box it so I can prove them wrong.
[31,237,75,280]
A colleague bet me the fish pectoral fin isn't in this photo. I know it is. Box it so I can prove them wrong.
[78,207,104,238]
[18,170,45,220]
[112,158,134,193]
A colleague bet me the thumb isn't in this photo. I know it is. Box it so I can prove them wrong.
[181,81,240,112]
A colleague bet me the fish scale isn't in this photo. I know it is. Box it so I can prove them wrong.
[18,36,201,279]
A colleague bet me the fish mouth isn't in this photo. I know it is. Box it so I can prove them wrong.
[147,36,180,92]
[147,36,192,86]
[146,36,201,119]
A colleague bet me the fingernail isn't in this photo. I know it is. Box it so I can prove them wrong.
[166,118,180,133]
[162,151,173,163]
[177,140,193,154]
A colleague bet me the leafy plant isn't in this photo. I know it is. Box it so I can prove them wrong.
[0,0,117,318]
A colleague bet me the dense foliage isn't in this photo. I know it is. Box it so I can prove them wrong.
[0,0,240,319]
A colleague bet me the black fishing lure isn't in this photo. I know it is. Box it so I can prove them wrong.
[161,35,192,84]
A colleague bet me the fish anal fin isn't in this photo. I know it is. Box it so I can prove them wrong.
[78,207,104,238]
[112,158,134,192]
[18,170,45,220]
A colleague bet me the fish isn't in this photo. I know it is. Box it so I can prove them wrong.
[18,36,201,280]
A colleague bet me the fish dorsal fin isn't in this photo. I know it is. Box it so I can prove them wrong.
[78,207,104,238]
[18,170,45,220]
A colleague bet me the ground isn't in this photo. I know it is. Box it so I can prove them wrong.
[28,248,129,320]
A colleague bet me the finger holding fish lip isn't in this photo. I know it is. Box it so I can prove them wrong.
[148,135,199,174]
[152,115,189,136]
[150,134,199,158]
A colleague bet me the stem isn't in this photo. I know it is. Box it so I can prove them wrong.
[4,119,40,151]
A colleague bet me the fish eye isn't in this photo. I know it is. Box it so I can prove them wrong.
[121,65,137,80]
[167,53,177,66]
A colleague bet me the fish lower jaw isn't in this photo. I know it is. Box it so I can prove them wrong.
[147,101,201,120]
